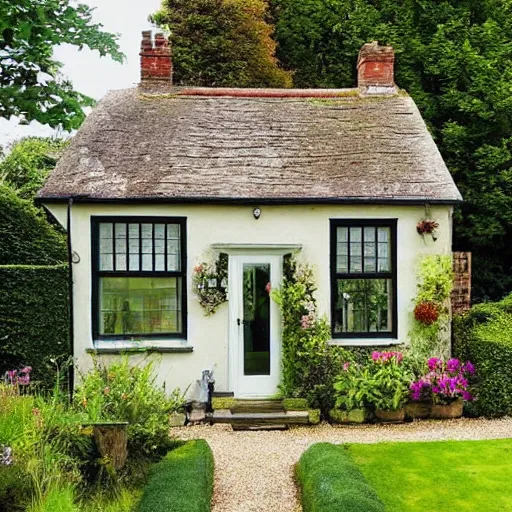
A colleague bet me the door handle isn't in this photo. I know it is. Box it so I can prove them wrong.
[237,319,250,326]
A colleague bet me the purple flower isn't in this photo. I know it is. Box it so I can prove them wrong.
[428,357,441,371]
[463,361,475,375]
[447,359,461,373]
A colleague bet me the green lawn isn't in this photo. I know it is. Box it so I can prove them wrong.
[348,439,512,511]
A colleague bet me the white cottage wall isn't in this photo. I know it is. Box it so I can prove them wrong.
[44,203,453,395]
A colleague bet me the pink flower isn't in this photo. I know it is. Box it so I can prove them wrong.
[194,265,203,273]
[265,282,272,294]
[343,362,350,371]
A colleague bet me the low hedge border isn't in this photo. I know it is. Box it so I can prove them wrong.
[296,443,385,512]
[137,440,214,512]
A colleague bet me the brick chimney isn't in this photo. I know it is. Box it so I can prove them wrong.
[140,31,172,84]
[357,42,396,94]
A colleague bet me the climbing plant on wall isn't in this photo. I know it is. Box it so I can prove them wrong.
[409,255,454,359]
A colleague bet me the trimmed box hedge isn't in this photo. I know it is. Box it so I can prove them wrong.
[296,443,385,512]
[453,294,512,417]
[0,264,69,389]
[137,440,214,512]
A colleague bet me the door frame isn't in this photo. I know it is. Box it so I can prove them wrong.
[228,253,283,398]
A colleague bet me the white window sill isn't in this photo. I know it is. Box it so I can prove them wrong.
[87,339,193,354]
[328,339,401,347]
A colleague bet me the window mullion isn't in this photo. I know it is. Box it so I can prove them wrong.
[152,223,156,272]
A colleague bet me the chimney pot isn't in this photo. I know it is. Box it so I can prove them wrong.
[140,30,172,84]
[357,41,396,94]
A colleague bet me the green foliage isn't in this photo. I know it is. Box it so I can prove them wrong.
[0,0,122,129]
[271,0,512,301]
[137,440,213,512]
[296,443,385,512]
[282,398,309,411]
[0,137,68,199]
[151,0,292,88]
[271,257,349,411]
[454,293,512,417]
[0,184,67,265]
[74,357,182,461]
[409,255,453,358]
[0,264,69,389]
[334,353,413,412]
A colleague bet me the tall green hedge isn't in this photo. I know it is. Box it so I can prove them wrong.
[453,294,512,417]
[0,264,70,389]
[0,184,66,265]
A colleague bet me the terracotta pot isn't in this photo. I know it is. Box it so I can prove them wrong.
[430,399,463,419]
[405,401,431,420]
[375,408,405,423]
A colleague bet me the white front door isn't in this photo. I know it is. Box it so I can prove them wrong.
[228,254,282,398]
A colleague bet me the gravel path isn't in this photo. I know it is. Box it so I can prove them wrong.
[174,417,512,512]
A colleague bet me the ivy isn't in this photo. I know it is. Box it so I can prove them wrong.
[272,256,348,410]
[409,255,454,359]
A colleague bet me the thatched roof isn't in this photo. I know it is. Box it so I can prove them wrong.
[38,87,461,204]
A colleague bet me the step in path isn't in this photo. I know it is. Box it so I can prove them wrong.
[174,417,512,512]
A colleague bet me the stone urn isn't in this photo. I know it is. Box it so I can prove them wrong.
[91,422,129,470]
[405,401,431,420]
[375,408,405,423]
[430,398,463,419]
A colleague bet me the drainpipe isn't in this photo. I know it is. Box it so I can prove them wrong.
[66,198,75,399]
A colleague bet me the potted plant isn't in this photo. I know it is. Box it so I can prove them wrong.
[410,358,475,419]
[406,379,431,419]
[367,352,413,422]
[331,361,369,424]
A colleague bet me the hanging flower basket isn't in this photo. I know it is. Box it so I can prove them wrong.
[193,253,228,315]
[414,301,439,325]
[417,219,439,241]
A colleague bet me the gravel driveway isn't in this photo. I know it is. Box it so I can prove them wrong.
[174,417,512,512]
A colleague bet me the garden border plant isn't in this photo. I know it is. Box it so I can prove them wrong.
[136,440,213,512]
[296,443,385,512]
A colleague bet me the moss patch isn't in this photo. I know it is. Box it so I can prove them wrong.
[211,397,236,410]
[283,398,309,411]
[308,409,321,425]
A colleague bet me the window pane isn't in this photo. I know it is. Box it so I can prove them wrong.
[167,223,180,271]
[99,277,182,335]
[155,254,165,271]
[115,223,126,239]
[349,227,362,272]
[115,254,126,271]
[364,226,376,272]
[142,254,152,271]
[100,254,113,271]
[100,223,113,239]
[154,224,165,239]
[378,227,391,272]
[129,254,140,271]
[333,278,392,333]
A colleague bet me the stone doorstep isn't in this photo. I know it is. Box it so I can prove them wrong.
[212,410,310,426]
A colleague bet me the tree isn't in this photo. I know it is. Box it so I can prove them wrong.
[271,0,512,301]
[150,0,292,88]
[0,0,123,130]
[0,137,68,199]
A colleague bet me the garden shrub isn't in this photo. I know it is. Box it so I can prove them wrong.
[271,256,350,412]
[454,293,512,417]
[137,440,213,512]
[75,357,184,461]
[0,264,69,389]
[0,184,66,265]
[296,443,385,512]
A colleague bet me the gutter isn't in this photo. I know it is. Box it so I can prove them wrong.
[66,198,75,398]
[36,196,463,206]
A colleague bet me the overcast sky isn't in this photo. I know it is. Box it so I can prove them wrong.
[0,0,162,146]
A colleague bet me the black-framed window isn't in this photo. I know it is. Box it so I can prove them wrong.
[330,219,397,339]
[91,217,187,339]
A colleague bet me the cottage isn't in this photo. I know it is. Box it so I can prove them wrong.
[39,33,461,399]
